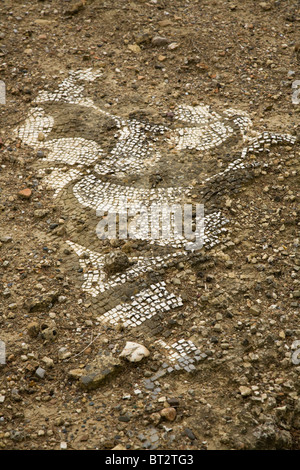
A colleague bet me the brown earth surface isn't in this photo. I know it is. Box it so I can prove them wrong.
[0,0,299,451]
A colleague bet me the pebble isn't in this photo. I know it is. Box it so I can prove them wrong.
[58,348,72,360]
[80,354,121,390]
[152,36,169,47]
[128,44,141,53]
[27,322,40,338]
[68,369,84,380]
[119,342,150,363]
[41,356,54,368]
[18,188,32,199]
[160,407,177,422]
[0,236,12,243]
[41,327,57,342]
[168,42,179,50]
[184,428,197,440]
[259,2,272,10]
[239,386,252,397]
[35,367,46,379]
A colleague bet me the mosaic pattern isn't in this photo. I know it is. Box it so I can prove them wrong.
[33,68,103,108]
[94,121,167,176]
[170,104,252,152]
[17,108,54,146]
[66,240,186,295]
[203,132,296,184]
[43,138,104,167]
[99,282,183,329]
[73,175,189,210]
[41,167,82,198]
[155,339,203,373]
[15,68,297,380]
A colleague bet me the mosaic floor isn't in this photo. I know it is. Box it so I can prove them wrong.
[15,68,297,377]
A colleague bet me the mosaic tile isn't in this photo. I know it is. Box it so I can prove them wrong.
[99,282,183,328]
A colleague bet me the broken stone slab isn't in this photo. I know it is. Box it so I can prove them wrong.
[103,251,131,275]
[80,352,122,390]
[68,368,85,380]
[119,341,150,363]
[24,290,60,312]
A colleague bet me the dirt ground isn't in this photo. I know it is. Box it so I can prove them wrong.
[0,0,299,451]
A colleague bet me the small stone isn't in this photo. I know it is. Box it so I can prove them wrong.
[34,209,49,219]
[0,236,12,243]
[41,356,54,368]
[112,444,127,450]
[80,354,121,390]
[35,366,46,379]
[168,42,179,50]
[119,342,150,363]
[167,397,180,407]
[239,386,252,397]
[38,132,45,141]
[249,306,261,316]
[160,407,177,422]
[104,251,131,275]
[68,369,84,380]
[0,80,5,105]
[58,348,72,360]
[64,1,85,15]
[41,327,57,342]
[128,44,141,53]
[118,415,131,423]
[152,36,168,46]
[27,322,40,338]
[259,2,271,10]
[184,428,197,440]
[18,188,32,199]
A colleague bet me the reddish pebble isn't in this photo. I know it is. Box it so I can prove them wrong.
[18,188,32,199]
